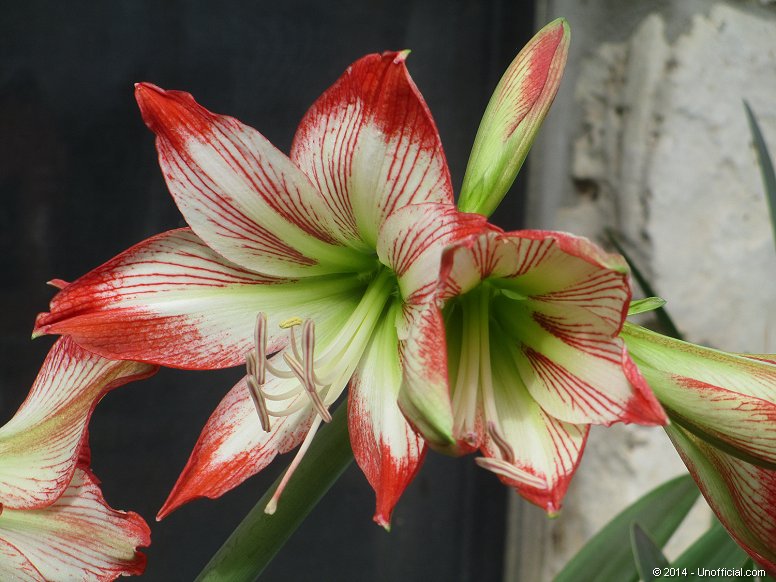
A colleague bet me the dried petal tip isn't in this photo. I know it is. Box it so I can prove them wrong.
[393,49,411,63]
[374,511,392,532]
[47,278,68,289]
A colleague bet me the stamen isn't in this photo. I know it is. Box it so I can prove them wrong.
[266,396,312,417]
[247,375,271,432]
[261,385,306,401]
[486,421,515,464]
[301,320,316,389]
[266,385,332,418]
[265,416,324,515]
[245,349,257,380]
[264,358,295,379]
[283,352,332,422]
[475,457,546,489]
[254,313,268,384]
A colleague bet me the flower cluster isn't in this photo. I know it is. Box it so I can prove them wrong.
[8,16,776,579]
[34,18,668,528]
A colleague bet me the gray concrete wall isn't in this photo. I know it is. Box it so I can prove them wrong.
[506,2,776,579]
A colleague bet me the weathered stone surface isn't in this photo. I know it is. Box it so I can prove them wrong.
[568,5,776,351]
[510,4,776,580]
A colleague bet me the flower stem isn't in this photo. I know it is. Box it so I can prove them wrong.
[195,402,352,581]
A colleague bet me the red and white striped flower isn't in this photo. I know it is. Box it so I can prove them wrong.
[434,230,667,513]
[667,423,776,577]
[0,337,153,580]
[622,323,776,574]
[34,52,487,527]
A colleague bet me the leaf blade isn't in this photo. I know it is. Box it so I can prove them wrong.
[555,475,699,582]
[631,522,670,581]
[744,101,776,255]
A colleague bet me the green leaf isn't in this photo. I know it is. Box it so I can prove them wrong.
[631,523,670,581]
[671,519,749,580]
[554,475,700,582]
[628,297,666,316]
[606,230,683,340]
[196,403,353,582]
[744,101,776,255]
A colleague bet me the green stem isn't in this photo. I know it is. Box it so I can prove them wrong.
[196,403,353,581]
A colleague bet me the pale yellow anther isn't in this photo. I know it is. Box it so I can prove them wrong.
[279,316,304,329]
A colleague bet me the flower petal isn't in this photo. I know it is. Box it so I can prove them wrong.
[0,465,151,581]
[479,342,588,514]
[348,304,426,528]
[508,311,664,426]
[459,19,570,216]
[0,337,155,510]
[158,373,316,519]
[291,52,454,247]
[376,203,495,304]
[624,323,776,466]
[34,229,364,369]
[396,304,455,449]
[666,424,776,576]
[0,539,44,581]
[135,83,368,278]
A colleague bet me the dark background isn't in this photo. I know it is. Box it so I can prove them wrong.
[1,2,533,580]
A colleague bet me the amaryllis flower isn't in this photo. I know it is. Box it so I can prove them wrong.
[0,336,154,580]
[622,322,776,573]
[666,424,776,576]
[34,52,489,527]
[433,230,666,513]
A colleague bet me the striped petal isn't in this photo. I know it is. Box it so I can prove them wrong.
[0,466,150,581]
[376,203,495,304]
[135,83,370,278]
[348,303,426,529]
[479,341,588,513]
[291,52,454,247]
[667,424,776,576]
[396,304,455,449]
[0,337,155,510]
[0,539,44,581]
[34,229,363,369]
[158,373,316,519]
[458,19,570,217]
[374,204,493,447]
[624,323,776,466]
[442,230,665,426]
